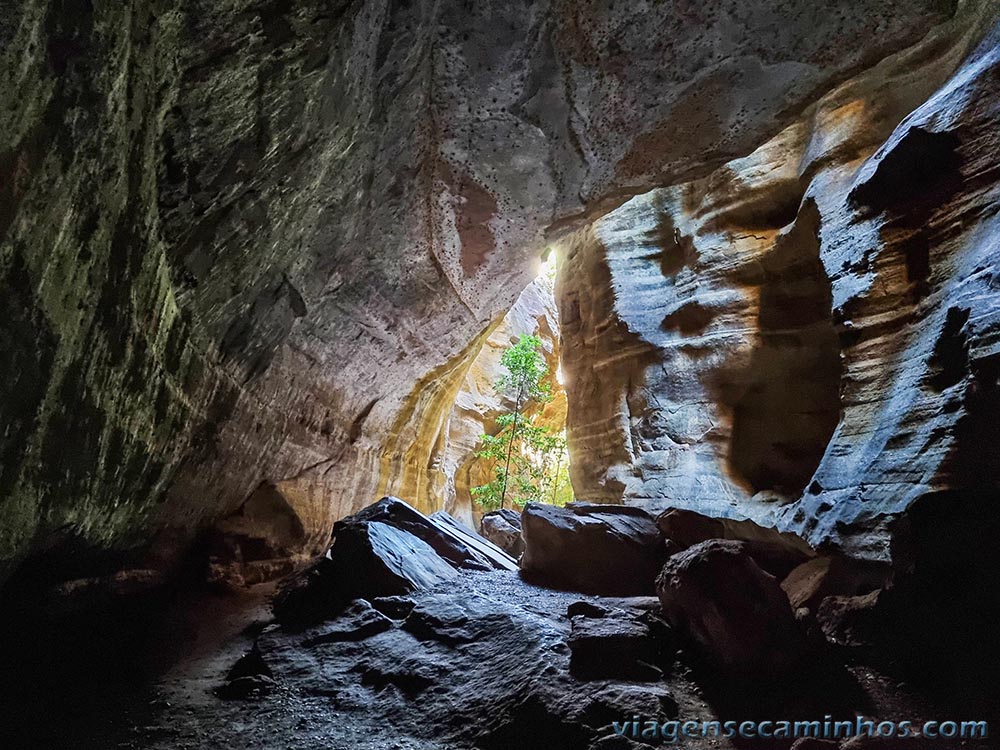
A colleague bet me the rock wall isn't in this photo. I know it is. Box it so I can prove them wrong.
[0,0,974,585]
[557,0,1000,562]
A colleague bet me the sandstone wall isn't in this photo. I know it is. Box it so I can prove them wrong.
[377,275,564,527]
[0,0,975,583]
[557,1,1000,562]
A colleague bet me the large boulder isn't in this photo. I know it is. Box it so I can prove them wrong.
[273,497,517,625]
[328,515,462,599]
[656,539,809,675]
[815,591,882,647]
[274,521,459,626]
[352,497,516,571]
[520,503,666,595]
[480,509,525,558]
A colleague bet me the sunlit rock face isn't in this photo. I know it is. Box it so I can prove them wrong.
[376,275,564,528]
[557,2,1000,562]
[0,0,972,582]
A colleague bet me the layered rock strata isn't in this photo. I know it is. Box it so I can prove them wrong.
[0,0,964,583]
[556,2,1000,562]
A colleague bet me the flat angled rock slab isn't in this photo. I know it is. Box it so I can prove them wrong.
[350,497,512,571]
[429,509,519,571]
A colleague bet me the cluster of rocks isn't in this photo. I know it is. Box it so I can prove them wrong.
[519,501,887,675]
[210,497,905,749]
[219,498,687,749]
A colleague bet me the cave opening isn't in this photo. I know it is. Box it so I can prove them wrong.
[456,247,571,525]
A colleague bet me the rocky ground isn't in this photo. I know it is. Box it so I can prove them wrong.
[3,571,993,750]
[2,498,996,750]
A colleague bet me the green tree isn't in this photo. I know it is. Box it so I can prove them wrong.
[471,334,571,510]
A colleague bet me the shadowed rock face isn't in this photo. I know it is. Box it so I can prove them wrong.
[521,502,667,595]
[657,539,810,676]
[556,2,1000,562]
[0,0,986,584]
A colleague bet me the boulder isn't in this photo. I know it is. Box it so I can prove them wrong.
[567,609,672,681]
[782,556,841,609]
[274,498,518,625]
[330,520,459,597]
[274,519,459,626]
[352,497,516,571]
[480,509,525,559]
[521,502,666,595]
[656,508,814,578]
[781,556,890,610]
[656,539,809,675]
[815,590,881,646]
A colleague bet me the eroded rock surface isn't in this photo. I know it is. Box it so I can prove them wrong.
[567,604,673,682]
[246,574,683,750]
[0,0,969,584]
[556,3,1000,564]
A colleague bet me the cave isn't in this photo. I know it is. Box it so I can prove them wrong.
[3,2,1000,749]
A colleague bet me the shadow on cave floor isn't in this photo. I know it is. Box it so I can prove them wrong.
[0,576,276,750]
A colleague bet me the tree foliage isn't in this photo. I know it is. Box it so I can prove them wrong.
[471,334,571,510]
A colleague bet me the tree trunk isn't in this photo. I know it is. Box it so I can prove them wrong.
[499,382,524,509]
[550,444,564,505]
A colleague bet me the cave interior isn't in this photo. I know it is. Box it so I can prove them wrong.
[2,1,1000,749]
